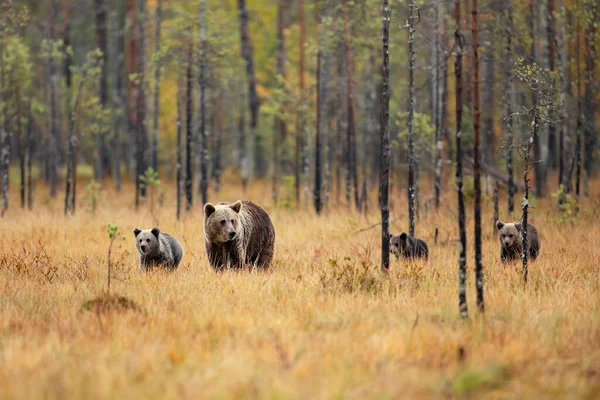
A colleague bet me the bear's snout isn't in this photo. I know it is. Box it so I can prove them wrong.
[504,241,510,247]
[140,244,148,252]
[228,231,236,240]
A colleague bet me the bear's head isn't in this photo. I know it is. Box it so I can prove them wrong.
[496,221,521,249]
[203,200,242,243]
[134,227,161,256]
[390,232,409,258]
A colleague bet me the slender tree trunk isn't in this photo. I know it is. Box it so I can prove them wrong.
[434,1,443,211]
[336,53,345,205]
[493,181,499,236]
[314,50,322,214]
[503,0,515,214]
[482,8,494,167]
[547,0,557,170]
[63,0,72,89]
[239,91,248,190]
[1,23,8,215]
[176,81,182,221]
[135,0,147,207]
[26,103,33,210]
[151,0,163,172]
[16,88,24,209]
[583,22,596,196]
[381,0,391,272]
[528,0,544,198]
[95,0,108,182]
[237,0,260,180]
[522,106,538,284]
[471,0,484,313]
[342,0,359,211]
[274,0,287,206]
[126,0,137,184]
[575,11,582,201]
[407,0,416,236]
[48,0,59,198]
[65,68,89,215]
[296,0,306,208]
[185,38,193,211]
[212,105,221,193]
[111,0,124,192]
[455,0,468,319]
[198,0,208,206]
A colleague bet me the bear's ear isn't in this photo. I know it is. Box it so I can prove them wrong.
[496,221,504,230]
[151,227,160,238]
[515,222,522,230]
[204,203,216,217]
[399,232,407,240]
[230,200,242,214]
[133,228,141,237]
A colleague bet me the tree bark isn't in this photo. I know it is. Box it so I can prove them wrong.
[407,0,417,236]
[237,0,260,180]
[176,81,182,221]
[575,10,582,200]
[471,0,484,313]
[95,0,108,182]
[522,106,538,284]
[151,0,163,172]
[198,0,208,206]
[583,21,596,195]
[126,0,137,184]
[547,0,558,170]
[111,0,124,192]
[381,0,391,272]
[455,0,468,319]
[26,103,33,210]
[314,50,322,214]
[16,88,24,208]
[48,0,59,198]
[135,0,147,207]
[503,0,515,214]
[528,0,544,197]
[274,0,287,206]
[434,1,443,211]
[185,38,193,211]
[342,0,359,211]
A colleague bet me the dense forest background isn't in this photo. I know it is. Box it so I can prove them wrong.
[0,0,597,215]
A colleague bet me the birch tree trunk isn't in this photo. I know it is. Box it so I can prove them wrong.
[111,0,124,192]
[135,0,148,207]
[26,103,33,210]
[471,0,484,313]
[342,0,359,211]
[176,81,182,221]
[503,0,515,214]
[185,38,193,211]
[198,0,208,206]
[380,0,391,272]
[433,1,443,211]
[95,0,108,182]
[151,0,163,172]
[314,50,322,214]
[455,0,468,319]
[237,0,260,180]
[522,106,538,284]
[407,0,416,236]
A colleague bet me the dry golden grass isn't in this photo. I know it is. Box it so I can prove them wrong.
[1,178,599,399]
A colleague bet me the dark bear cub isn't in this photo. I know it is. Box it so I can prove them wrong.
[390,232,429,261]
[203,200,275,270]
[133,227,184,271]
[496,220,540,262]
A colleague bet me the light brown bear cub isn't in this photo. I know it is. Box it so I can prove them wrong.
[203,200,275,270]
[495,220,541,262]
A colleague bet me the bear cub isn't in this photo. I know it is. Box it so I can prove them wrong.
[495,220,540,262]
[133,227,184,271]
[203,200,275,270]
[390,232,429,261]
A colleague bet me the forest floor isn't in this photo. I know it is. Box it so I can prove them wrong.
[1,178,599,399]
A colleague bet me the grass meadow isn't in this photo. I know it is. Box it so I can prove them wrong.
[1,176,599,399]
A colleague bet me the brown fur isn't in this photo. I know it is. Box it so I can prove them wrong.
[390,232,429,261]
[496,220,541,262]
[203,200,275,270]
